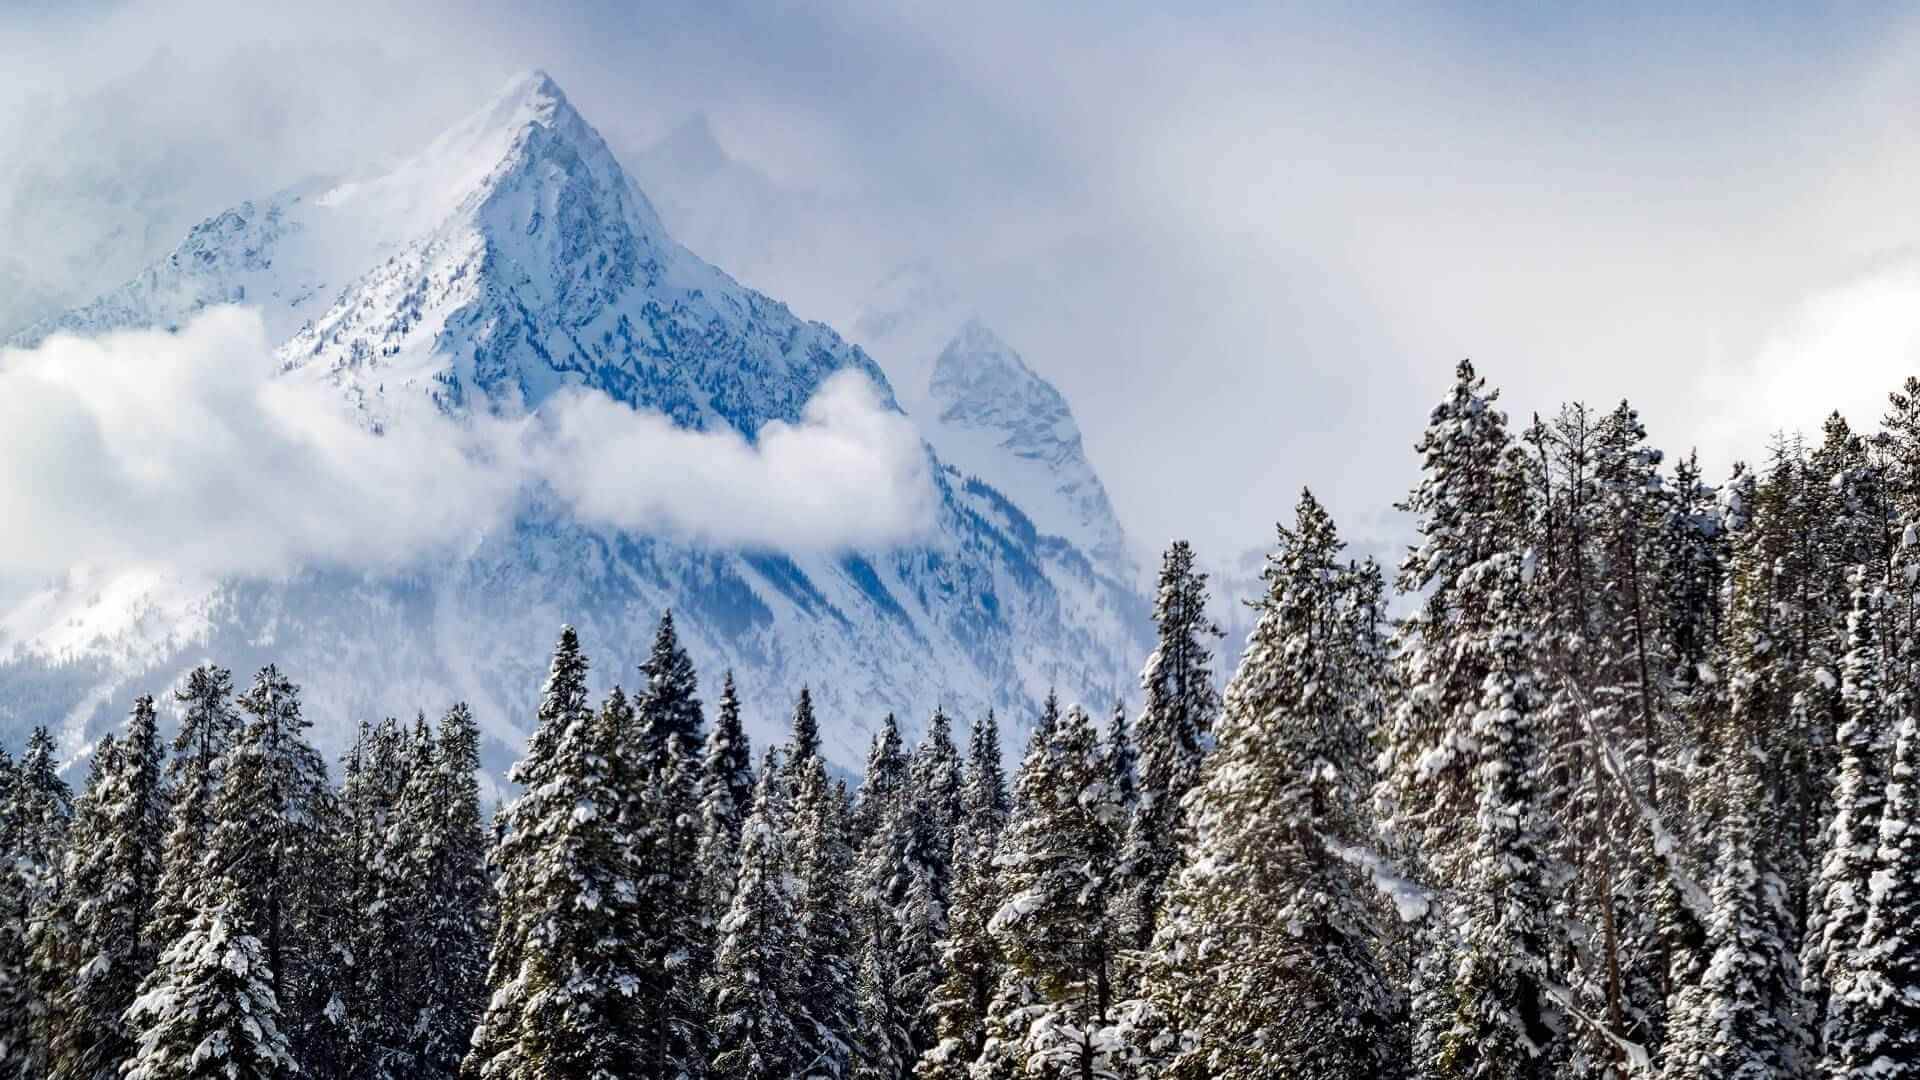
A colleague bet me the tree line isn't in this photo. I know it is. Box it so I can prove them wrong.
[9,361,1920,1079]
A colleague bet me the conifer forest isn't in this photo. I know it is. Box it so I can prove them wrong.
[15,359,1920,1080]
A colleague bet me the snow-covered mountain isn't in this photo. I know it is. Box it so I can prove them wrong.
[854,265,1134,576]
[1,72,1150,776]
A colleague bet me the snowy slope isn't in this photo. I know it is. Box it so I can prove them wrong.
[854,265,1133,575]
[1,72,1150,776]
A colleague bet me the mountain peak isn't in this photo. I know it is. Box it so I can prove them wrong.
[926,319,1131,570]
[487,68,571,126]
[937,318,1040,387]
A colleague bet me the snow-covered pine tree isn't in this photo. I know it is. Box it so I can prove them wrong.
[1106,703,1137,816]
[791,685,823,772]
[638,610,705,767]
[965,712,1010,835]
[626,617,713,1080]
[1653,450,1725,1010]
[855,715,910,853]
[911,708,965,883]
[711,672,757,832]
[893,804,948,1065]
[1806,572,1890,1063]
[465,626,593,1080]
[1660,743,1807,1080]
[1831,709,1920,1078]
[120,885,297,1080]
[1714,451,1818,1073]
[148,665,240,954]
[793,751,858,1078]
[399,703,493,1080]
[204,668,332,1029]
[48,696,168,1080]
[633,726,710,1080]
[11,725,75,1074]
[855,926,911,1080]
[697,672,755,936]
[1116,541,1222,961]
[1133,489,1395,1080]
[853,713,956,1071]
[1442,552,1563,1080]
[28,732,96,1079]
[967,967,1039,1080]
[915,711,1015,1080]
[0,746,21,1074]
[338,715,422,1080]
[710,755,805,1080]
[496,681,652,1079]
[1377,360,1533,1071]
[989,702,1126,1079]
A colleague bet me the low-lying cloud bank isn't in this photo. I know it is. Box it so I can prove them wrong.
[0,307,935,577]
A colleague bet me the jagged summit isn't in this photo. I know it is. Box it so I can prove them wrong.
[852,266,1131,572]
[3,71,1150,775]
[20,70,891,438]
[927,318,1130,569]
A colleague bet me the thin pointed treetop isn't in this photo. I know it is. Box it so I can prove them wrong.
[639,610,704,761]
[791,686,821,766]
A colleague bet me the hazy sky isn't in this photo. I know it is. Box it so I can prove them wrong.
[7,1,1920,566]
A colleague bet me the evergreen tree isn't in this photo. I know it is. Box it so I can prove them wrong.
[49,696,168,1080]
[710,757,805,1080]
[855,715,909,852]
[401,703,494,1080]
[1376,360,1533,1072]
[1135,489,1395,1080]
[638,610,704,766]
[343,715,422,1080]
[121,890,297,1080]
[988,703,1127,1079]
[710,673,757,828]
[1117,541,1222,958]
[793,752,857,1078]
[917,711,1013,1080]
[1806,574,1890,1061]
[205,668,333,1039]
[697,682,753,952]
[486,678,650,1080]
[1662,747,1807,1080]
[1833,710,1920,1078]
[1442,556,1562,1080]
[964,712,1009,836]
[0,747,23,1075]
[1105,703,1137,814]
[624,620,713,1080]
[911,708,965,876]
[917,818,1002,1080]
[466,626,595,1080]
[791,686,823,772]
[148,665,240,954]
[10,726,74,1075]
[855,928,911,1080]
[633,725,710,1080]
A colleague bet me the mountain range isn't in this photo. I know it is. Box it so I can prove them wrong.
[0,71,1151,778]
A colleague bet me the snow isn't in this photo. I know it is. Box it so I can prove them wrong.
[0,71,1153,776]
[854,271,1134,578]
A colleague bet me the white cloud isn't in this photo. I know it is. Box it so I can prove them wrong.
[0,307,934,577]
[530,374,936,551]
[1705,260,1920,461]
